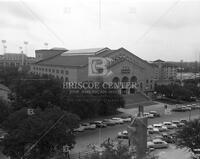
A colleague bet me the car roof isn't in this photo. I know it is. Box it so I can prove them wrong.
[153,139,163,142]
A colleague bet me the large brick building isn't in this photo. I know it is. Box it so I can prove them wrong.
[31,47,156,95]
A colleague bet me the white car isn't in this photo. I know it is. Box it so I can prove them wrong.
[73,125,85,132]
[143,113,154,118]
[117,130,128,139]
[153,124,168,132]
[191,149,200,159]
[112,118,124,124]
[148,125,159,134]
[147,139,168,149]
[121,117,132,122]
[163,122,177,129]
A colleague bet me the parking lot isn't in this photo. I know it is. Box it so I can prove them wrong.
[71,102,200,158]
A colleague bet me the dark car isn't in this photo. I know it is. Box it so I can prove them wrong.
[180,119,188,124]
[162,133,175,143]
[90,121,107,128]
[149,111,161,117]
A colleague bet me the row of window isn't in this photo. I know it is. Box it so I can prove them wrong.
[34,72,69,82]
[33,66,69,75]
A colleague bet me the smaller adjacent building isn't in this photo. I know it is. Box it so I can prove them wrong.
[0,53,36,67]
[152,59,177,85]
[0,84,10,101]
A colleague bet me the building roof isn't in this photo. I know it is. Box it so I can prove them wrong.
[153,59,165,63]
[34,47,153,68]
[61,47,109,56]
[36,48,111,67]
[0,84,10,92]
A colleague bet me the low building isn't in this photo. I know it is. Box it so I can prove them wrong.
[0,53,36,67]
[31,47,156,95]
[0,84,10,101]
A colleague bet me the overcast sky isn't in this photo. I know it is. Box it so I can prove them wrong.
[0,0,200,61]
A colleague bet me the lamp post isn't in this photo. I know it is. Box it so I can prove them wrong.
[24,41,28,54]
[44,42,48,49]
[2,40,6,54]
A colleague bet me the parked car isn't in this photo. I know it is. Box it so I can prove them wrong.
[117,130,128,139]
[171,120,185,128]
[81,123,96,130]
[143,113,154,118]
[103,119,116,126]
[162,133,175,143]
[180,119,188,124]
[73,125,85,132]
[91,121,107,128]
[112,118,124,124]
[147,139,168,149]
[163,122,177,129]
[153,124,168,132]
[120,117,132,122]
[182,106,192,111]
[149,111,161,117]
[148,125,159,134]
[172,107,185,112]
[191,149,200,159]
[191,104,200,109]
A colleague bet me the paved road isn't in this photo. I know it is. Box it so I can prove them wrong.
[72,102,200,157]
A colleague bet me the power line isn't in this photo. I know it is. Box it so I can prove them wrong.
[135,0,181,44]
[19,1,66,46]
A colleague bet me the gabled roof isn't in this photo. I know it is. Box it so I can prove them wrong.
[34,47,153,68]
[153,59,165,63]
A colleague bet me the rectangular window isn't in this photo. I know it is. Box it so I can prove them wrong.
[56,70,59,73]
[65,70,69,75]
[61,70,64,74]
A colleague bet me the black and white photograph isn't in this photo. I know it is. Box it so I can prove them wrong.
[0,0,200,159]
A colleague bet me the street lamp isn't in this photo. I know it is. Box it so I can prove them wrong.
[44,42,48,49]
[24,41,28,55]
[2,40,6,54]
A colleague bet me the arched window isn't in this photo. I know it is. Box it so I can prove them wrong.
[130,76,137,94]
[121,76,129,95]
[130,76,137,83]
[122,76,129,82]
[112,77,120,83]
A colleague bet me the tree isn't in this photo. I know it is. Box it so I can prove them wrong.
[10,74,62,110]
[0,99,10,124]
[88,140,158,159]
[1,107,80,159]
[175,119,200,153]
[60,88,125,119]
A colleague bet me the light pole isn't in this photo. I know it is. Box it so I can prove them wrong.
[2,40,6,54]
[44,42,48,49]
[24,41,28,54]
